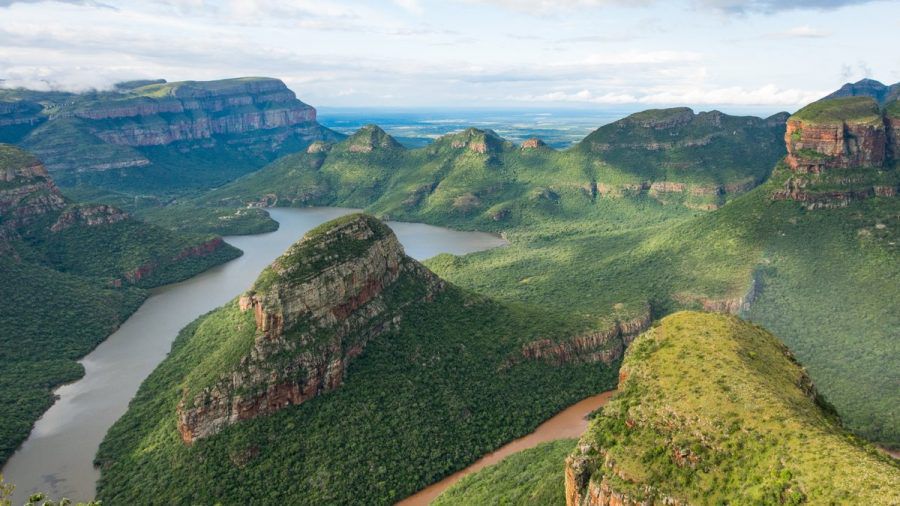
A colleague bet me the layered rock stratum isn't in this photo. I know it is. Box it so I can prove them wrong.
[1,77,338,176]
[777,91,899,207]
[176,214,446,443]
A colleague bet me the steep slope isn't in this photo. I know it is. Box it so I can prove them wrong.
[0,144,241,466]
[96,214,623,505]
[823,78,900,105]
[567,312,900,505]
[778,94,899,207]
[576,108,789,205]
[433,439,576,506]
[2,77,342,195]
[176,214,446,443]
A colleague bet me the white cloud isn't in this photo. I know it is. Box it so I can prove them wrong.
[509,84,827,106]
[770,25,831,38]
[392,0,424,14]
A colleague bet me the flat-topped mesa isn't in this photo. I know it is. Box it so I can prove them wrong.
[176,214,445,444]
[785,96,889,173]
[342,124,403,153]
[580,107,786,153]
[71,77,318,146]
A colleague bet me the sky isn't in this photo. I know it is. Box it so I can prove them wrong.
[0,0,898,112]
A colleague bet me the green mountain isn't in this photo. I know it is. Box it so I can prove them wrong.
[197,108,786,231]
[95,86,898,503]
[185,91,898,446]
[0,77,342,197]
[566,312,899,505]
[96,214,624,504]
[0,144,241,466]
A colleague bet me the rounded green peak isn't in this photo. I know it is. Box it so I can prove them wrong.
[341,124,402,152]
[253,213,395,292]
[572,311,900,505]
[791,96,882,125]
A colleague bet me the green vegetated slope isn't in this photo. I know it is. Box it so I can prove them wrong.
[95,93,899,505]
[195,101,898,446]
[790,95,884,125]
[96,215,619,505]
[202,108,786,230]
[0,144,241,465]
[432,439,575,506]
[568,312,900,505]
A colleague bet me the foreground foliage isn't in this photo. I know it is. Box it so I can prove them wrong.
[96,286,617,504]
[571,312,900,504]
[432,439,575,506]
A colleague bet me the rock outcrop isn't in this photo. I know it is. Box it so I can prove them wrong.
[516,306,652,367]
[50,204,129,232]
[0,145,66,231]
[784,97,888,173]
[779,93,899,207]
[72,78,317,147]
[6,77,340,175]
[520,137,548,150]
[176,214,445,443]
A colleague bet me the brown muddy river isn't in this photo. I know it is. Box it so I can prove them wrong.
[397,390,616,506]
[1,208,507,504]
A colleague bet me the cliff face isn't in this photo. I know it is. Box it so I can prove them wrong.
[177,214,445,443]
[7,77,339,177]
[784,101,888,173]
[77,78,317,147]
[0,145,66,232]
[516,306,652,367]
[779,95,898,207]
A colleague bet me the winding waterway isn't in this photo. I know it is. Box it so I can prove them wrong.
[397,390,615,506]
[2,208,507,504]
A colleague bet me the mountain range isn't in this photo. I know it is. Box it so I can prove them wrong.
[0,77,897,505]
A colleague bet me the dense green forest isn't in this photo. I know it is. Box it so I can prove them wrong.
[432,439,575,505]
[0,144,241,466]
[96,286,618,504]
[166,107,898,446]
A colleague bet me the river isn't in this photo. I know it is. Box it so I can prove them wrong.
[397,390,615,506]
[1,208,507,504]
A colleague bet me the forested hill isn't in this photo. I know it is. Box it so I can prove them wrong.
[0,143,240,466]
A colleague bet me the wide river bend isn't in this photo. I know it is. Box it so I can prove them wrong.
[2,208,507,504]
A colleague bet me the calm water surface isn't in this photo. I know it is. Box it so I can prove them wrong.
[2,208,506,504]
